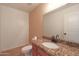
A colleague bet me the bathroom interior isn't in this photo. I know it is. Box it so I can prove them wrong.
[0,3,79,56]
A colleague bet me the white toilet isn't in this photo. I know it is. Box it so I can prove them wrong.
[21,45,32,56]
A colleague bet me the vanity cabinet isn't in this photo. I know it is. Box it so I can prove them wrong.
[32,43,48,56]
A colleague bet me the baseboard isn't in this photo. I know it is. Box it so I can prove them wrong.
[0,44,29,56]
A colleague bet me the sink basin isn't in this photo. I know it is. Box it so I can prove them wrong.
[42,42,59,49]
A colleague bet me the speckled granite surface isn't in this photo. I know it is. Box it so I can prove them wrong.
[32,39,79,56]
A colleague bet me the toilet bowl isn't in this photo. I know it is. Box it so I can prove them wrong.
[21,45,32,56]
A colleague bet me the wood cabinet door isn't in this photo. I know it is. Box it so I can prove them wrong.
[32,44,38,56]
[32,43,48,56]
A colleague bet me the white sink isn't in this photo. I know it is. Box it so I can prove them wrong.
[42,42,59,49]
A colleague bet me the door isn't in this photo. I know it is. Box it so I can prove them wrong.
[64,12,79,43]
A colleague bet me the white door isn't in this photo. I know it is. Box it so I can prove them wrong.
[64,12,79,43]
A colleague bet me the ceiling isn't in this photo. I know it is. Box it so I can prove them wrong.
[0,3,40,12]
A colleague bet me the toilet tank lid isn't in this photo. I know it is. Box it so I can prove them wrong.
[22,45,32,50]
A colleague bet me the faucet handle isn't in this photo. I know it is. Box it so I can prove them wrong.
[64,32,67,35]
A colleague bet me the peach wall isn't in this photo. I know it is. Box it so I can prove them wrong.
[29,4,47,42]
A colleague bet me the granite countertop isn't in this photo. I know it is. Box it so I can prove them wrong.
[32,39,79,56]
